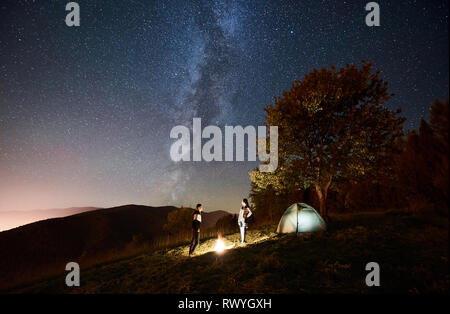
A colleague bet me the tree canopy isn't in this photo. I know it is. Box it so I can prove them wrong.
[250,62,405,217]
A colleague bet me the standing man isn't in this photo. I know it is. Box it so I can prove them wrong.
[189,203,202,256]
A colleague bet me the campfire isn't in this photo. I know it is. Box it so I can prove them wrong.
[214,235,233,254]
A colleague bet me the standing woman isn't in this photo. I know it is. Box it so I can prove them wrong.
[238,198,252,244]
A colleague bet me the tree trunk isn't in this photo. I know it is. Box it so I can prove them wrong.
[315,178,332,220]
[315,184,325,216]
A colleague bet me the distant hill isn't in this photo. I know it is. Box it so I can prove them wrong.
[200,210,230,229]
[0,207,98,231]
[0,204,229,291]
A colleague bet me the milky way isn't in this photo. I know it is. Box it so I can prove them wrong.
[0,0,448,212]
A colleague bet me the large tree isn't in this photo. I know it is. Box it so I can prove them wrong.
[250,62,405,218]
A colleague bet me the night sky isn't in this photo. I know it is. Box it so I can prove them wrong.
[0,0,448,212]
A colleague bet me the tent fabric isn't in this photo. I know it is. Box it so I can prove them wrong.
[276,203,326,233]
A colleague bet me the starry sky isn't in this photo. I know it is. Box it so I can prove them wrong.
[0,0,448,212]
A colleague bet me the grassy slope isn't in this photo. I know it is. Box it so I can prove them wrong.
[10,212,449,294]
[0,205,230,291]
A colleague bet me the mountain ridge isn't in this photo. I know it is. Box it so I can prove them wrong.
[0,206,99,232]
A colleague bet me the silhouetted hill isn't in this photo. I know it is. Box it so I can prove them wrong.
[201,210,230,229]
[0,204,229,290]
[0,207,99,231]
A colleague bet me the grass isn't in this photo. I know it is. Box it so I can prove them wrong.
[7,212,449,294]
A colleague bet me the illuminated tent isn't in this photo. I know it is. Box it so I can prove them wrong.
[276,203,326,234]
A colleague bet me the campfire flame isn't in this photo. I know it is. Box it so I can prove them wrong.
[214,234,235,254]
[215,234,227,253]
[215,238,225,253]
